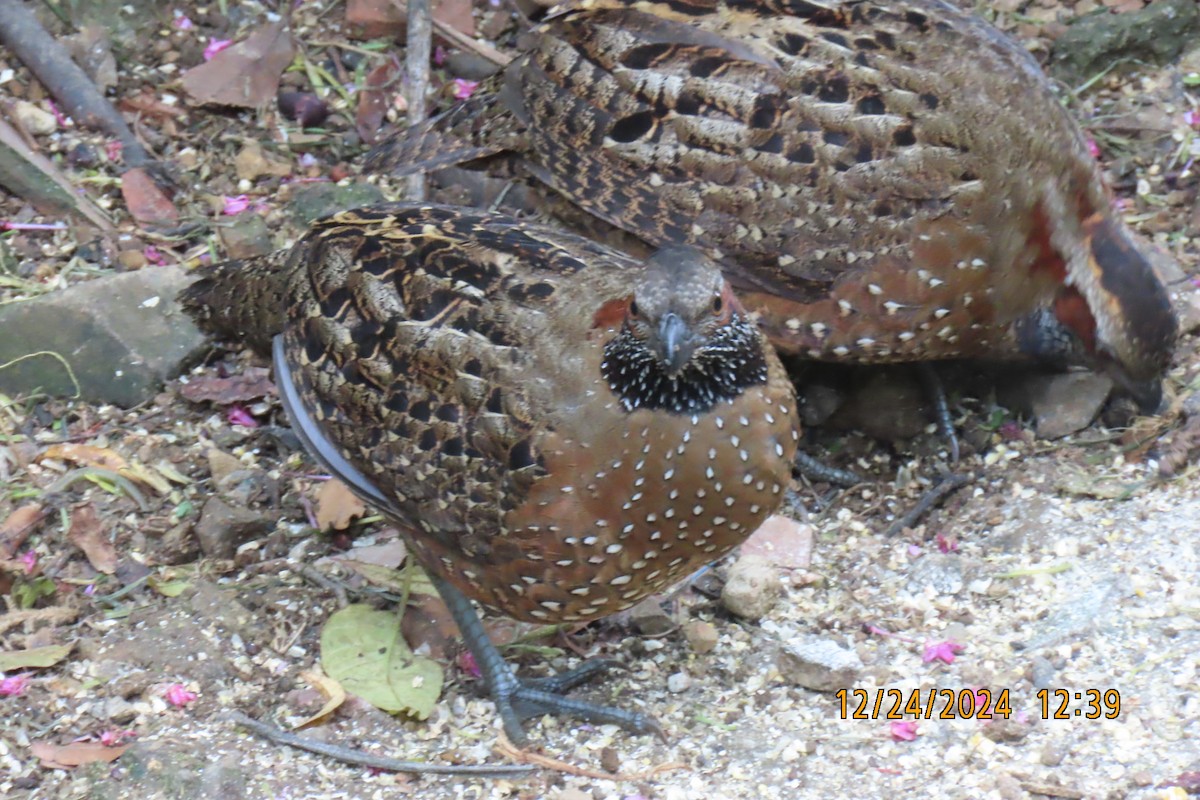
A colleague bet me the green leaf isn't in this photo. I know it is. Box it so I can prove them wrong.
[12,576,57,609]
[0,643,71,671]
[147,577,192,597]
[1183,73,1200,86]
[320,604,443,719]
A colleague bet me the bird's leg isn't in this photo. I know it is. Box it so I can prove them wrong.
[918,363,960,463]
[794,450,861,487]
[429,573,665,745]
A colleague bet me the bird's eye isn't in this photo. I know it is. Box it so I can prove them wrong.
[629,300,640,317]
[712,296,724,314]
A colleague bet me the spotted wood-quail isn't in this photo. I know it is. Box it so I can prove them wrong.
[180,204,799,742]
[368,0,1177,412]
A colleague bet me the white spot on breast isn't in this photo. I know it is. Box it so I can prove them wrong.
[610,575,632,586]
[605,543,623,554]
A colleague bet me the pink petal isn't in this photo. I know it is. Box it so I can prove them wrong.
[457,650,482,679]
[222,195,251,215]
[164,684,197,707]
[173,12,194,30]
[922,640,965,664]
[1184,110,1198,129]
[1085,136,1101,160]
[890,720,919,741]
[105,140,123,161]
[452,79,480,101]
[433,45,447,66]
[99,728,137,746]
[19,550,37,574]
[226,405,259,428]
[0,674,31,697]
[203,39,233,62]
[935,533,958,554]
[143,245,165,265]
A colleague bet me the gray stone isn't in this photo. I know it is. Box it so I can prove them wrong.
[1000,371,1113,439]
[287,181,385,227]
[0,265,206,406]
[1050,0,1200,84]
[777,635,862,692]
[194,497,272,559]
[218,213,274,260]
[628,598,675,636]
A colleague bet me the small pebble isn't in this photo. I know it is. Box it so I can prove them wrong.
[1040,741,1066,766]
[667,672,691,693]
[683,620,719,654]
[720,554,782,620]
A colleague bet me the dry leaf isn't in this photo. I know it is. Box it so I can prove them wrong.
[30,741,128,769]
[0,503,45,559]
[315,480,366,531]
[0,643,72,671]
[292,668,347,729]
[436,0,477,37]
[120,167,179,226]
[356,59,400,144]
[740,515,813,570]
[67,505,117,574]
[41,444,128,472]
[180,21,296,108]
[178,367,275,404]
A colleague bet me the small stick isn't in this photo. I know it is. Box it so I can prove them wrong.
[224,711,535,777]
[883,472,970,537]
[427,17,511,67]
[403,0,432,201]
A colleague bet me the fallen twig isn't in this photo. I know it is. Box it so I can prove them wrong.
[883,472,971,537]
[429,17,511,66]
[224,711,535,777]
[494,730,688,781]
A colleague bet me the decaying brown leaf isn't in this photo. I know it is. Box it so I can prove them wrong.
[292,668,347,729]
[356,58,400,144]
[41,443,128,472]
[315,479,367,531]
[30,741,128,769]
[120,167,179,226]
[180,21,296,108]
[67,505,117,574]
[0,503,46,559]
[178,366,275,405]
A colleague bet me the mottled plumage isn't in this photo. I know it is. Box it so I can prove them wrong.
[181,204,798,740]
[369,0,1177,409]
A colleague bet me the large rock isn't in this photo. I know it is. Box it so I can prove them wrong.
[0,265,206,406]
[1050,0,1200,83]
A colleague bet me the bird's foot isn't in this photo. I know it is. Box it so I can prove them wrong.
[491,659,665,745]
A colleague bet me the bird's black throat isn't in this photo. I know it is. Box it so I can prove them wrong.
[600,314,769,414]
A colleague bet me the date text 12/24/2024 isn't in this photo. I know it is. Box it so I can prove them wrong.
[836,688,1122,720]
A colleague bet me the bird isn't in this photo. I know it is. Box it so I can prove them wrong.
[367,0,1178,414]
[180,203,800,743]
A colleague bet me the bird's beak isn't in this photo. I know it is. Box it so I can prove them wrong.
[658,312,691,376]
[1103,361,1166,415]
